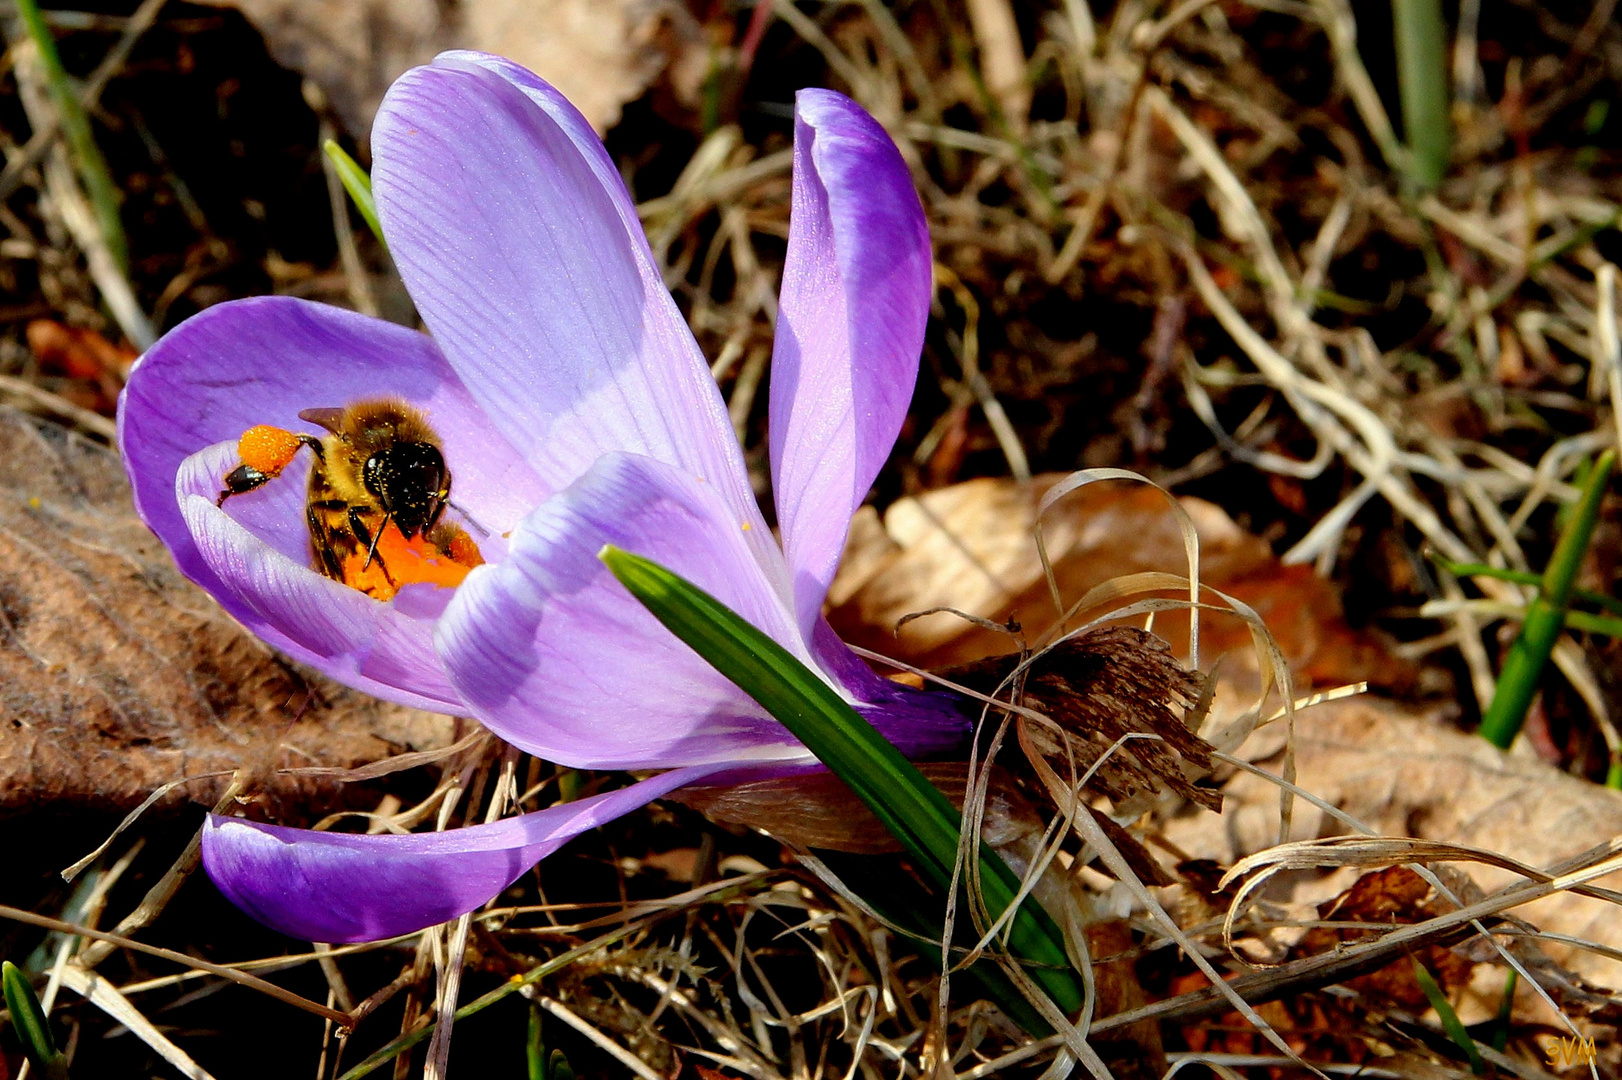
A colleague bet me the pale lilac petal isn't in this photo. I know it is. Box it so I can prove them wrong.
[437,452,818,770]
[180,492,460,709]
[202,765,719,942]
[118,296,544,709]
[769,89,932,636]
[371,56,787,593]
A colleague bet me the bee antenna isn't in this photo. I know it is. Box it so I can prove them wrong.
[363,509,392,572]
[447,499,492,537]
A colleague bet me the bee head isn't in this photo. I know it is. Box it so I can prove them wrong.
[363,442,449,536]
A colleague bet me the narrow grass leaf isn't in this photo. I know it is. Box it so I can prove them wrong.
[1491,968,1516,1052]
[1390,0,1451,188]
[13,0,127,272]
[1426,553,1622,618]
[599,545,1083,1018]
[1410,956,1484,1073]
[1559,609,1622,638]
[1479,451,1615,747]
[322,140,385,251]
[526,1003,545,1080]
[3,960,68,1080]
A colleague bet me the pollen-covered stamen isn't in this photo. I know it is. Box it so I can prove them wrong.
[339,520,485,602]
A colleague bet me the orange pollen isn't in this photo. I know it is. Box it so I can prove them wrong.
[237,425,305,476]
[339,522,483,602]
[441,529,485,569]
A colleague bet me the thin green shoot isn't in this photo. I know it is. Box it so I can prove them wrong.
[526,1004,545,1080]
[599,545,1083,1023]
[3,960,69,1080]
[1478,451,1615,749]
[1390,0,1451,189]
[322,140,385,251]
[1491,968,1516,1052]
[525,1006,574,1080]
[1427,552,1622,618]
[1560,609,1622,638]
[1410,956,1484,1073]
[12,0,127,272]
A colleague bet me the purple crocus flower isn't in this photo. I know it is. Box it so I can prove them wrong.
[118,52,970,943]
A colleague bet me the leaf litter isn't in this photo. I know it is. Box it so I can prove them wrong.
[2,0,1622,1077]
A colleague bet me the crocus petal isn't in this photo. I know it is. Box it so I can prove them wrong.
[807,619,972,759]
[372,55,787,594]
[202,765,719,942]
[118,296,544,708]
[769,89,932,636]
[178,490,460,709]
[437,452,817,770]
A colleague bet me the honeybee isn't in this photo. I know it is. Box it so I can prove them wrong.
[216,397,482,600]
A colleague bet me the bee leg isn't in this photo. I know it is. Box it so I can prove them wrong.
[352,507,396,585]
[217,464,272,507]
[347,507,374,553]
[309,505,345,580]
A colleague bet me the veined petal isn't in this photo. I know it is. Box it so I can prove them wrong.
[202,765,720,942]
[438,452,817,770]
[372,56,786,593]
[769,89,932,637]
[179,490,460,709]
[118,296,543,709]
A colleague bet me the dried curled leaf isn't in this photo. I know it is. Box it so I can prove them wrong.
[946,626,1221,814]
[0,408,454,819]
[829,476,1408,699]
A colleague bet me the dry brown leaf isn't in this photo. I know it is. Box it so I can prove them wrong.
[944,627,1218,815]
[1167,697,1622,990]
[828,475,1406,698]
[1291,865,1475,1011]
[198,0,698,137]
[1087,919,1167,1080]
[0,408,454,819]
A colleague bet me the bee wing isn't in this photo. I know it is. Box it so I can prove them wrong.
[297,407,346,434]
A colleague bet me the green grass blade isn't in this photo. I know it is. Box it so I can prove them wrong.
[1411,956,1484,1073]
[1426,553,1622,618]
[1391,0,1451,189]
[1558,609,1622,638]
[1479,450,1616,748]
[599,545,1083,1018]
[322,140,385,251]
[548,1050,575,1080]
[1491,968,1516,1052]
[526,1004,545,1080]
[13,0,127,272]
[3,961,68,1080]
